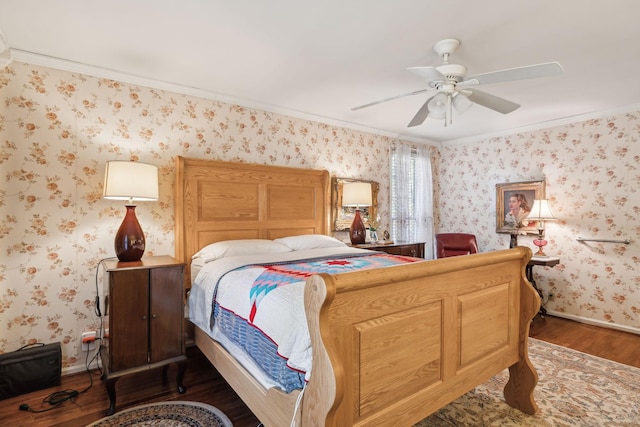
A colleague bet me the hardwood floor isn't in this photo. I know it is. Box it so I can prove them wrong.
[529,314,640,369]
[0,346,261,427]
[1,315,638,427]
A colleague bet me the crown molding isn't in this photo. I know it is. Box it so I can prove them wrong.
[442,103,640,146]
[10,49,438,147]
[16,48,634,149]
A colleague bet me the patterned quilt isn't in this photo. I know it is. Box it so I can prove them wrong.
[189,248,420,392]
[247,253,416,323]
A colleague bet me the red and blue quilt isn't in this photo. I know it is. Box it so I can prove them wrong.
[247,252,417,323]
[189,248,421,392]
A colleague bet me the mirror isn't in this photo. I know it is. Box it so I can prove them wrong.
[331,177,379,231]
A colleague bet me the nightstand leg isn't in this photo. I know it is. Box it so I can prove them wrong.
[526,265,547,317]
[105,377,118,416]
[177,360,187,393]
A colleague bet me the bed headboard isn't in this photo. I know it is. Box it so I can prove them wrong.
[174,156,331,286]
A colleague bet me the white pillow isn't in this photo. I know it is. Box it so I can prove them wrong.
[192,239,292,263]
[274,234,347,251]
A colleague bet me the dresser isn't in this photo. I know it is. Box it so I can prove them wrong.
[101,255,187,415]
[353,241,425,258]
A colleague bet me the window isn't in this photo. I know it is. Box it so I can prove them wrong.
[390,144,434,258]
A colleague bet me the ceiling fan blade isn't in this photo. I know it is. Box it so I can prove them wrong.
[457,78,479,87]
[407,96,433,127]
[351,88,429,111]
[465,62,563,85]
[407,66,446,84]
[465,89,520,114]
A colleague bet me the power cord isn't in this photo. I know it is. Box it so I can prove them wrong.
[19,258,109,414]
[94,257,116,318]
[18,390,79,413]
[18,340,102,413]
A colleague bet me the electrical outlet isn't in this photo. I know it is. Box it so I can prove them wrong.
[81,331,97,351]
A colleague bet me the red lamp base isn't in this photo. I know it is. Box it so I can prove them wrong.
[114,205,146,262]
[533,239,548,256]
[349,210,367,245]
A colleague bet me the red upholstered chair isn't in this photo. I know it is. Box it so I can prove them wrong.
[435,233,479,258]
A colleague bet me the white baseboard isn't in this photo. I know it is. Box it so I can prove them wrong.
[546,310,640,336]
[62,350,102,377]
[62,364,92,376]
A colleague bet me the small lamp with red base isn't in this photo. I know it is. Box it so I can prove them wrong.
[103,160,159,262]
[528,199,556,257]
[342,182,372,245]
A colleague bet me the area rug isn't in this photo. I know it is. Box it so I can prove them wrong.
[86,401,232,427]
[414,338,640,426]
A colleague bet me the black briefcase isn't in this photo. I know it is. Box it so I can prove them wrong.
[0,342,61,400]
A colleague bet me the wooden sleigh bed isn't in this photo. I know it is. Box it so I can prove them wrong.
[174,156,540,427]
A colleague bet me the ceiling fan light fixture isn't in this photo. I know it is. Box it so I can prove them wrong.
[427,91,448,115]
[350,37,563,130]
[428,108,446,120]
[452,92,473,115]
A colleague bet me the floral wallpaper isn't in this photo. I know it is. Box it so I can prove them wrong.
[1,60,637,375]
[0,61,436,372]
[438,113,640,332]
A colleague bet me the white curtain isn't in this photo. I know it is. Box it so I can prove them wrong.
[390,144,434,259]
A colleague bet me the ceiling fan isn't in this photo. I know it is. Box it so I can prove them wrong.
[351,38,563,127]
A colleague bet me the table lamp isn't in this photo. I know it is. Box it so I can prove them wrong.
[528,199,556,257]
[103,160,159,262]
[342,182,372,245]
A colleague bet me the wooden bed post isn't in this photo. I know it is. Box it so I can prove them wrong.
[504,248,540,414]
[303,273,343,426]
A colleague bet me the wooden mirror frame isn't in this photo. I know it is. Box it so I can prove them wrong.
[331,177,379,231]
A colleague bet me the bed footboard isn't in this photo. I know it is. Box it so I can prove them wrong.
[303,247,538,426]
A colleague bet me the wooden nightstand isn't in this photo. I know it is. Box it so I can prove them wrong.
[354,241,425,258]
[101,255,187,415]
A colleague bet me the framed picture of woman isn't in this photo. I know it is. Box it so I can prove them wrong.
[496,180,545,234]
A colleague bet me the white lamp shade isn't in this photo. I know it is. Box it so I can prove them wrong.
[427,92,448,117]
[452,92,473,114]
[342,182,372,207]
[103,161,159,202]
[528,199,556,220]
[428,108,446,120]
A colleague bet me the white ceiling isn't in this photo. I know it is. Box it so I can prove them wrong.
[1,0,640,144]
